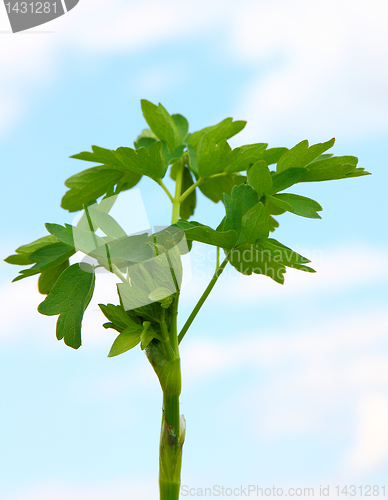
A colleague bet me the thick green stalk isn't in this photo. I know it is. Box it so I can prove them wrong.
[171,159,184,224]
[146,294,183,500]
[158,299,184,500]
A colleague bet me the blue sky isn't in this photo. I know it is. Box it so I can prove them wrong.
[0,1,388,499]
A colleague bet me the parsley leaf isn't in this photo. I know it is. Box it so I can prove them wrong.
[38,263,96,349]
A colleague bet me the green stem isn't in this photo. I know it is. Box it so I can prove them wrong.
[178,172,231,204]
[178,178,203,203]
[171,159,184,224]
[159,311,176,362]
[169,294,179,356]
[156,179,174,204]
[159,296,183,500]
[178,257,228,344]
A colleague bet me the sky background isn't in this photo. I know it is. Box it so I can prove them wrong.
[0,1,387,498]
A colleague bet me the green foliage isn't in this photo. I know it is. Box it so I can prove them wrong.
[223,184,260,241]
[5,98,371,348]
[242,202,270,243]
[299,155,360,182]
[276,138,335,172]
[99,303,141,332]
[116,141,166,180]
[174,221,238,249]
[141,100,182,151]
[268,193,323,219]
[198,173,246,204]
[196,136,239,177]
[108,323,143,357]
[269,168,308,194]
[5,235,58,266]
[247,160,273,197]
[172,114,189,142]
[38,263,95,349]
[12,242,75,282]
[227,239,314,284]
[188,117,246,149]
[38,260,70,295]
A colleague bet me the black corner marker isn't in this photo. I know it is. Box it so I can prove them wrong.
[3,0,80,33]
[64,0,79,12]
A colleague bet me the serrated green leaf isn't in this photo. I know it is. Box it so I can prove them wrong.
[310,153,334,162]
[223,143,268,173]
[262,238,311,264]
[116,141,166,180]
[38,263,95,349]
[261,147,289,165]
[189,117,246,149]
[46,223,107,260]
[172,114,189,142]
[299,156,359,182]
[5,235,58,266]
[268,215,279,232]
[197,136,240,177]
[344,167,371,178]
[247,160,273,197]
[277,138,335,173]
[223,184,259,241]
[108,324,143,357]
[61,165,140,213]
[70,145,124,167]
[141,100,181,151]
[99,303,142,333]
[199,173,246,204]
[270,193,323,219]
[269,168,308,194]
[174,221,238,250]
[13,242,75,282]
[4,254,33,265]
[265,198,287,216]
[242,202,270,243]
[227,244,287,284]
[227,238,312,284]
[38,260,69,295]
[265,194,294,214]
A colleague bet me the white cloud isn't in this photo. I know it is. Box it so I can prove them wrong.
[180,308,388,385]
[231,0,388,142]
[179,307,388,474]
[346,393,388,474]
[1,0,388,141]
